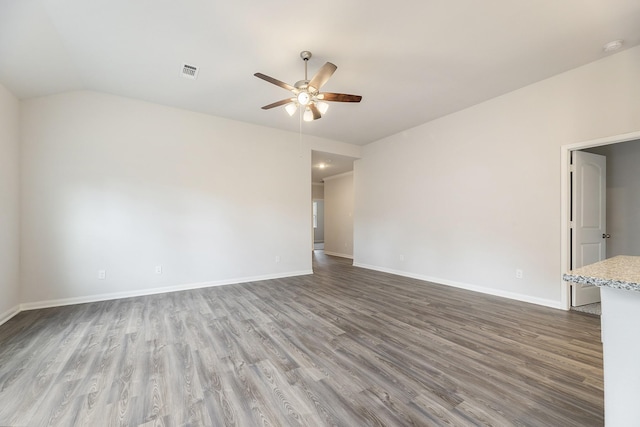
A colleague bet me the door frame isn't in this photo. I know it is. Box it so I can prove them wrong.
[560,130,640,310]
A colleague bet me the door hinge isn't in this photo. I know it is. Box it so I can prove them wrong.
[569,221,574,229]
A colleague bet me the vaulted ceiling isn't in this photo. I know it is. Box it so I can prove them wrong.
[1,0,639,145]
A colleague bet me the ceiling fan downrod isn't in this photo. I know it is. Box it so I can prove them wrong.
[300,51,312,81]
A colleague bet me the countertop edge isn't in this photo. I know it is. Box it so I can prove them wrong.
[563,273,640,292]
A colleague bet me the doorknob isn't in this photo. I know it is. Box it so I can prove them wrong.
[602,233,611,238]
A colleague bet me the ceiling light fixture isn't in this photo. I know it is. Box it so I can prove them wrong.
[303,107,314,122]
[316,101,329,115]
[297,91,311,106]
[284,103,297,116]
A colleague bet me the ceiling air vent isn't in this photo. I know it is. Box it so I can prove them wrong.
[181,63,199,80]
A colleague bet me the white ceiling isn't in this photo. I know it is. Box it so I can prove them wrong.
[1,0,639,146]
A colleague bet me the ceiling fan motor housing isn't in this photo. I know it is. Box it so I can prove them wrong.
[294,80,310,91]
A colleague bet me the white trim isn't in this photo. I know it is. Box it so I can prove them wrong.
[560,129,640,311]
[353,262,563,310]
[562,131,640,151]
[322,171,353,182]
[324,251,354,260]
[0,305,21,327]
[312,182,325,186]
[560,145,571,310]
[18,270,313,312]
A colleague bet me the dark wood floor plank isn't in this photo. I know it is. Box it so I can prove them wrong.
[0,252,603,426]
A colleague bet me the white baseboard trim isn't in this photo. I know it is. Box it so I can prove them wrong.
[324,251,354,260]
[19,270,313,312]
[353,262,564,310]
[0,305,21,327]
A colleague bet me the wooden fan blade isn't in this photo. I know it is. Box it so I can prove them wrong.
[254,73,295,92]
[308,62,337,91]
[309,103,322,120]
[261,98,294,110]
[319,93,362,103]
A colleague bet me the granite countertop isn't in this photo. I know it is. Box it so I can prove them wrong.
[563,255,640,292]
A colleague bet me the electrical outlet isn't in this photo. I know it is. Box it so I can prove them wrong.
[399,254,405,262]
[155,265,162,274]
[275,255,280,263]
[98,270,106,280]
[515,269,523,279]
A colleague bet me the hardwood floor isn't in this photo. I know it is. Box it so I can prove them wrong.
[0,253,603,426]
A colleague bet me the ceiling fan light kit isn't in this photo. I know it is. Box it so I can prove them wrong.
[254,51,362,122]
[316,101,329,114]
[284,103,297,116]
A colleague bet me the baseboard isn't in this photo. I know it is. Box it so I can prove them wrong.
[19,270,313,312]
[0,304,21,327]
[324,251,354,260]
[353,262,564,310]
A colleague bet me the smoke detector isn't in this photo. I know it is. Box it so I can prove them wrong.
[603,40,623,53]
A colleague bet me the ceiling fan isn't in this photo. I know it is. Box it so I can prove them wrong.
[254,51,362,122]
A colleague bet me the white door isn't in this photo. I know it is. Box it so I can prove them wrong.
[571,151,606,306]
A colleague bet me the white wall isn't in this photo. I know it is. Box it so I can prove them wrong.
[312,182,324,199]
[312,184,325,243]
[313,200,325,243]
[354,45,640,308]
[324,172,354,258]
[0,84,21,322]
[19,90,322,306]
[586,139,640,257]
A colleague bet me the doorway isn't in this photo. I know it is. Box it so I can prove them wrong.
[561,131,640,310]
[311,150,358,261]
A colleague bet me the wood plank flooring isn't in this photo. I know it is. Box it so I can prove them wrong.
[0,253,603,426]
